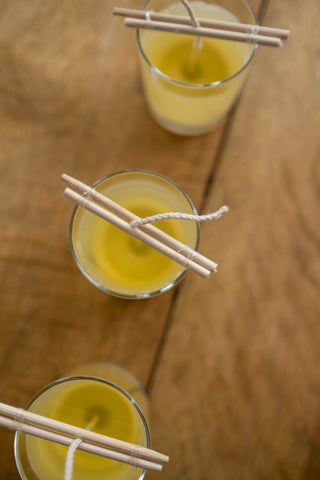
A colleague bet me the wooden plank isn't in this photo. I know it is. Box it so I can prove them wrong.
[0,0,224,389]
[148,0,320,479]
[0,0,228,475]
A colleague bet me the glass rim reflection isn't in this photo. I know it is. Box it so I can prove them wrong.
[137,0,258,89]
[69,169,200,299]
[14,375,150,480]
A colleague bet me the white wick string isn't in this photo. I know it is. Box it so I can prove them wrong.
[130,205,229,228]
[179,0,200,28]
[64,438,82,480]
[179,0,202,49]
[64,416,100,480]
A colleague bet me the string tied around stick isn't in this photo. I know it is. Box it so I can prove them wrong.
[176,246,197,262]
[128,443,145,467]
[247,24,260,44]
[14,408,27,433]
[145,10,152,25]
[130,205,229,228]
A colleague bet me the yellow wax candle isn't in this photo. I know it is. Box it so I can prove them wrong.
[15,378,149,480]
[70,171,199,298]
[137,0,257,135]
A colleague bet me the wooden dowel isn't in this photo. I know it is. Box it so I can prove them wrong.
[124,18,283,47]
[0,402,168,465]
[0,415,162,471]
[113,7,290,39]
[63,187,211,278]
[61,173,217,273]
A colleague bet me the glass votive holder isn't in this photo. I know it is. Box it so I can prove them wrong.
[69,170,200,299]
[137,0,258,135]
[14,375,150,480]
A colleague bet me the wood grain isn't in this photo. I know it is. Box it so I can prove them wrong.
[148,1,320,479]
[1,0,319,479]
[0,0,226,475]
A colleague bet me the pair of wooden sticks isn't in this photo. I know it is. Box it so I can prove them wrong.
[62,173,219,279]
[0,402,168,471]
[113,7,290,47]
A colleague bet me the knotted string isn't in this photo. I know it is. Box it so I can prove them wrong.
[145,9,152,24]
[130,205,229,228]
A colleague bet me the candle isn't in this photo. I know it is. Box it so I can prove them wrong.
[70,170,199,298]
[137,0,258,135]
[15,377,150,480]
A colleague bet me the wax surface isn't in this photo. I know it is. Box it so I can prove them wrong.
[73,174,198,296]
[19,379,146,480]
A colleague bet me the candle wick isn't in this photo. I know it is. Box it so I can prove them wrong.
[85,415,99,431]
[64,438,82,480]
[185,39,203,77]
[179,0,203,75]
[64,417,99,480]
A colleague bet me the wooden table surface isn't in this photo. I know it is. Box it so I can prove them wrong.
[0,0,319,479]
